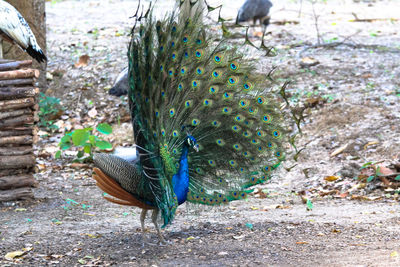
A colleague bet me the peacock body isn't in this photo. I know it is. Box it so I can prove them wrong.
[236,0,273,32]
[93,0,285,243]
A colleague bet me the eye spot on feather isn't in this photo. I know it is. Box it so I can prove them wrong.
[185,100,193,108]
[161,129,166,136]
[161,91,165,97]
[222,107,232,114]
[196,168,203,174]
[267,142,274,149]
[160,65,164,71]
[211,120,221,127]
[263,114,272,123]
[230,61,239,71]
[235,115,243,122]
[168,69,173,76]
[155,111,159,117]
[209,86,219,94]
[213,53,223,64]
[180,67,186,75]
[195,49,203,59]
[275,151,284,159]
[171,41,175,47]
[196,68,203,75]
[216,139,225,146]
[203,99,212,107]
[208,160,216,167]
[178,83,183,91]
[256,130,266,137]
[227,76,238,85]
[160,46,164,52]
[212,71,220,78]
[257,97,265,104]
[172,130,179,137]
[233,144,242,151]
[232,125,241,132]
[243,82,253,91]
[223,92,232,100]
[251,139,260,145]
[196,39,202,45]
[229,160,237,167]
[184,51,189,58]
[239,99,250,108]
[183,35,188,43]
[273,130,281,138]
[172,148,178,154]
[191,119,200,126]
[263,165,271,173]
[242,151,250,157]
[192,80,199,88]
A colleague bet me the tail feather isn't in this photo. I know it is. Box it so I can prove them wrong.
[25,45,47,63]
[93,168,154,209]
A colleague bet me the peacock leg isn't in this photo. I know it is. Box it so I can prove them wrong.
[140,209,148,244]
[151,209,166,245]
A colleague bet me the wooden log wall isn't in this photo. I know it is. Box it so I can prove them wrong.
[0,59,38,201]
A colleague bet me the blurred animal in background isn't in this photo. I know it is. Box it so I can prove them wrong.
[236,0,273,33]
[0,0,47,63]
[109,67,128,96]
[93,0,286,244]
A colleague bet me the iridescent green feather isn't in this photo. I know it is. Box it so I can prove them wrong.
[128,1,286,226]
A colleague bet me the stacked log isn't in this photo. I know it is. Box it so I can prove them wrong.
[0,59,39,201]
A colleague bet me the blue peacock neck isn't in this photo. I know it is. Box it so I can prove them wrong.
[171,142,190,205]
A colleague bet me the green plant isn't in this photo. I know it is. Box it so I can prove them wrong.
[38,93,64,131]
[56,123,113,162]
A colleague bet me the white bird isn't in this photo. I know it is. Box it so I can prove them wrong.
[0,0,47,63]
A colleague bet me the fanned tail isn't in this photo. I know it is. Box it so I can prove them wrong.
[127,0,287,226]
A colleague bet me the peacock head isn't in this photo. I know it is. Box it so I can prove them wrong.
[186,135,199,152]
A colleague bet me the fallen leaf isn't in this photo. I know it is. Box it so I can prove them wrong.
[74,55,90,68]
[300,57,320,67]
[4,248,30,260]
[232,235,245,240]
[324,176,339,182]
[390,251,398,258]
[330,144,348,157]
[88,107,97,118]
[296,241,309,244]
[14,208,27,212]
[363,141,379,150]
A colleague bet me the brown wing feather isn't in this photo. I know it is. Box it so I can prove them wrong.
[92,167,155,209]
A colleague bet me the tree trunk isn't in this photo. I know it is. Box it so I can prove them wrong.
[3,0,47,90]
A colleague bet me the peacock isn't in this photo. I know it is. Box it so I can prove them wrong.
[236,0,273,33]
[93,0,286,244]
[0,0,47,63]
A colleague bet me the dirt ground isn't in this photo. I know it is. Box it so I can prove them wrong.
[1,0,400,266]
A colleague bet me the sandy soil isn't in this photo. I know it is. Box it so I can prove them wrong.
[1,0,400,266]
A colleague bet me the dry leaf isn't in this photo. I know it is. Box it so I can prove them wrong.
[300,57,320,67]
[74,55,90,68]
[324,176,339,182]
[363,141,379,150]
[330,144,348,157]
[296,241,309,244]
[88,107,97,118]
